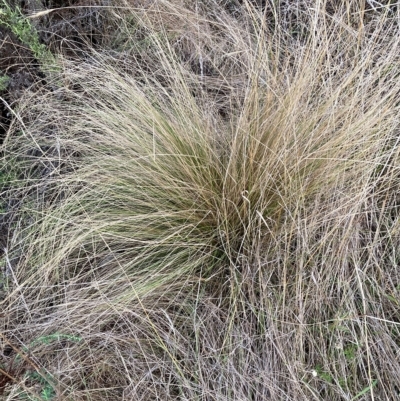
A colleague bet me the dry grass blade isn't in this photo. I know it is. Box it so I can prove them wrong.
[1,0,400,400]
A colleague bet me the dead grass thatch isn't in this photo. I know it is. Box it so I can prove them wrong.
[2,1,400,400]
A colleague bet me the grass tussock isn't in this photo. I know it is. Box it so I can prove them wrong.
[2,1,400,400]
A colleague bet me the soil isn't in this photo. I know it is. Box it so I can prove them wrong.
[0,26,40,141]
[0,0,110,142]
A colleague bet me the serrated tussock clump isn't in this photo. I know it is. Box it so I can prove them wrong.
[2,1,400,400]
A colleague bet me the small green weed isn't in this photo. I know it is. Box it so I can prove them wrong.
[16,333,82,401]
[314,364,333,384]
[0,74,9,91]
[26,333,82,350]
[343,344,358,361]
[18,372,56,401]
[0,1,57,74]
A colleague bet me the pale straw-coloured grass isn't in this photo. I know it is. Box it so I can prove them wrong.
[1,1,400,400]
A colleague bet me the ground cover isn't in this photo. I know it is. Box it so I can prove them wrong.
[1,1,400,400]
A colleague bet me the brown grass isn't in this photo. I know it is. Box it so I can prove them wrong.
[1,1,400,400]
